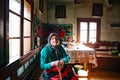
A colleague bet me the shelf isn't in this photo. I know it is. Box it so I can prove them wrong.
[111,23,120,27]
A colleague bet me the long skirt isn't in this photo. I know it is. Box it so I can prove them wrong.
[44,65,78,80]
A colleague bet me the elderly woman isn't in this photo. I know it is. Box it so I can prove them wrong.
[40,33,78,80]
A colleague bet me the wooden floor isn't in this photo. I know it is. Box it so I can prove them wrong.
[36,68,120,80]
[90,69,120,80]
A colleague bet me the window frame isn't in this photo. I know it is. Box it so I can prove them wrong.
[77,18,101,43]
[7,0,34,63]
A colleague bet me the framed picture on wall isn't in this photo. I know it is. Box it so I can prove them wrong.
[74,0,80,4]
[55,5,66,18]
[39,0,43,13]
[92,3,103,16]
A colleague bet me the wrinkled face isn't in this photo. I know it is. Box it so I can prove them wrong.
[50,35,59,47]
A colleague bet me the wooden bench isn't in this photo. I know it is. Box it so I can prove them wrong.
[84,41,120,54]
[26,64,43,80]
[95,41,120,54]
[0,47,43,80]
[96,53,120,70]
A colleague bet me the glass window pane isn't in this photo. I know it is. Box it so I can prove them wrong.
[89,22,97,43]
[24,20,31,36]
[80,31,87,42]
[89,38,96,43]
[24,38,31,55]
[9,39,20,63]
[80,31,87,37]
[80,37,87,43]
[80,22,88,30]
[90,22,97,30]
[80,22,88,42]
[9,12,20,37]
[9,0,21,14]
[24,0,31,20]
[89,31,96,37]
[89,31,96,43]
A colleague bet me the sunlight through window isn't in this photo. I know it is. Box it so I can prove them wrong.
[9,0,32,64]
[80,22,97,43]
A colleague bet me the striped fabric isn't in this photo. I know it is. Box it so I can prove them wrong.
[46,65,78,80]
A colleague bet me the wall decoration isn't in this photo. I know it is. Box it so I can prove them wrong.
[33,15,43,48]
[55,5,66,18]
[92,3,103,16]
[74,0,81,4]
[59,29,66,38]
[39,0,43,13]
[40,24,73,43]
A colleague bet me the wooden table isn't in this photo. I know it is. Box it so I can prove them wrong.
[65,45,97,80]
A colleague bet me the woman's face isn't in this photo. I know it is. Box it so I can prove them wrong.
[50,35,59,47]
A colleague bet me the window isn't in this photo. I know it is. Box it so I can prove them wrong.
[77,18,100,43]
[9,0,33,63]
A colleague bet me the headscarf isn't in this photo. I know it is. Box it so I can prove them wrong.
[46,33,61,60]
[46,33,60,48]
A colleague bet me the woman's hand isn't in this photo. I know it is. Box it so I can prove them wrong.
[50,60,64,68]
[59,60,64,67]
[50,60,59,67]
